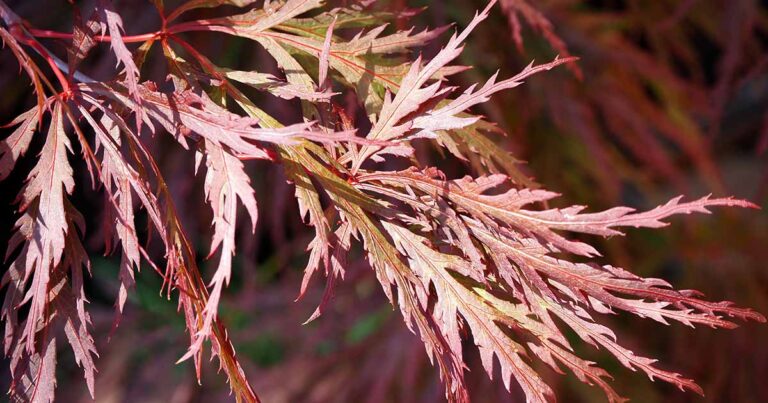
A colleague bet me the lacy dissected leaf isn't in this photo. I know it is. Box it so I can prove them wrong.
[188,139,258,355]
[167,0,258,22]
[295,147,470,400]
[383,222,554,401]
[3,248,82,403]
[9,331,57,403]
[267,26,437,113]
[436,118,534,186]
[0,1,764,402]
[2,101,98,401]
[317,14,335,91]
[76,87,259,401]
[224,69,332,101]
[132,141,258,401]
[353,166,764,400]
[477,288,625,402]
[0,105,40,180]
[67,8,101,73]
[75,102,144,320]
[276,4,416,41]
[14,103,74,350]
[344,1,561,171]
[55,229,97,398]
[98,1,144,126]
[198,0,323,32]
[184,0,444,114]
[282,145,333,300]
[83,82,369,155]
[251,0,324,32]
[163,34,339,326]
[411,57,574,139]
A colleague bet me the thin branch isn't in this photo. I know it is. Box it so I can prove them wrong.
[0,1,94,84]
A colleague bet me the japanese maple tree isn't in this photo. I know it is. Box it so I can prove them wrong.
[0,0,764,402]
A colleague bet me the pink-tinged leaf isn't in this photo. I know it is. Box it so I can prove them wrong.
[352,157,763,401]
[477,286,587,380]
[76,96,165,238]
[167,0,258,23]
[98,1,143,128]
[142,180,258,401]
[67,8,101,73]
[475,226,764,327]
[318,15,336,91]
[550,302,704,395]
[247,0,324,32]
[280,146,468,399]
[112,181,138,320]
[359,168,558,212]
[520,194,758,236]
[334,23,449,56]
[238,19,447,113]
[55,239,98,398]
[2,256,25,356]
[0,1,761,402]
[529,341,627,403]
[302,221,352,323]
[203,140,258,254]
[383,222,554,401]
[85,83,383,155]
[412,56,576,137]
[223,70,333,101]
[1,105,40,180]
[356,215,468,401]
[5,215,89,400]
[17,103,74,352]
[199,0,323,32]
[348,0,498,171]
[297,216,333,303]
[279,146,332,305]
[10,332,57,403]
[77,105,142,321]
[89,83,283,156]
[184,139,257,358]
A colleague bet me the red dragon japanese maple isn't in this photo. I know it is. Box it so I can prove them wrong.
[0,0,763,402]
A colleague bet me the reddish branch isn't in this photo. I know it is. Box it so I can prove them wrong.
[28,28,161,43]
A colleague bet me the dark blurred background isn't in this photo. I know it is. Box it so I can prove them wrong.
[1,0,767,402]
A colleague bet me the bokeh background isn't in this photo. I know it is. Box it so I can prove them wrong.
[1,0,767,401]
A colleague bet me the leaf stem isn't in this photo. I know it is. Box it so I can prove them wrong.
[28,28,161,43]
[11,26,71,94]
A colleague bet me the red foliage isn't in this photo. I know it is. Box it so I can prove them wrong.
[0,1,764,402]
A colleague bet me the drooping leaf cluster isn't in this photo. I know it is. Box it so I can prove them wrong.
[0,1,763,402]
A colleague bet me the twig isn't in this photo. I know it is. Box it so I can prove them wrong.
[0,0,95,83]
